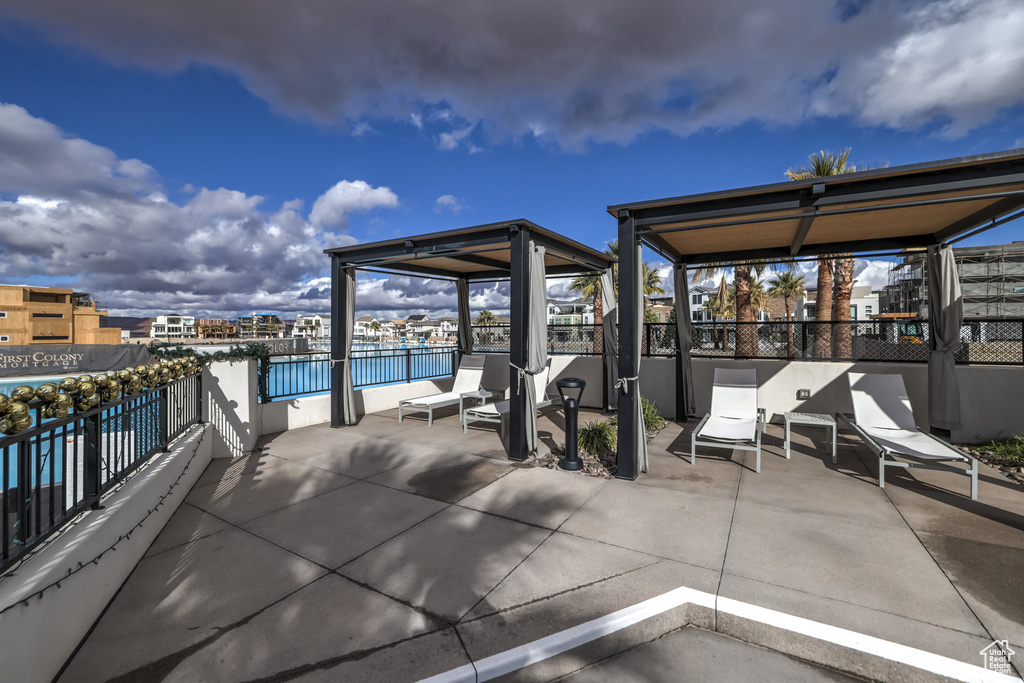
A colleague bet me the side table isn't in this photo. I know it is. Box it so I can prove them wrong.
[784,412,838,463]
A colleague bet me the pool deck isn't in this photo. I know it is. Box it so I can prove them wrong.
[60,407,1024,682]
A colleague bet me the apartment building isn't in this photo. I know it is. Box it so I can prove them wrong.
[546,299,594,325]
[149,315,197,339]
[0,285,122,345]
[237,313,286,339]
[293,314,330,340]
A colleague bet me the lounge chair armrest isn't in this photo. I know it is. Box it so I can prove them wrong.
[693,412,712,439]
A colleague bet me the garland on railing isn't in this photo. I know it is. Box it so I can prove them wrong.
[0,357,201,436]
[148,341,270,364]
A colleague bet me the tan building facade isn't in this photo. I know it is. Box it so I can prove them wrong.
[0,285,122,345]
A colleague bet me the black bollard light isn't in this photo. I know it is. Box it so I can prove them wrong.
[556,377,586,471]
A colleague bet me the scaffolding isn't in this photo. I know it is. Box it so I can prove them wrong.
[881,243,1024,318]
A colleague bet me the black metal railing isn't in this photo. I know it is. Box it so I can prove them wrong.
[469,319,1024,365]
[687,317,1024,364]
[260,346,460,402]
[1,373,202,572]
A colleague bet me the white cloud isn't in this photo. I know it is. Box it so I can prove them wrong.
[3,1,1022,147]
[811,0,1024,137]
[308,180,399,229]
[0,104,399,318]
[434,194,463,213]
[437,124,475,152]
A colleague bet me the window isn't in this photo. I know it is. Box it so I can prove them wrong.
[33,335,69,341]
[805,305,815,321]
[850,305,858,320]
[692,311,701,321]
[865,305,873,316]
[692,294,701,305]
[0,311,6,318]
[0,335,9,342]
[32,312,64,318]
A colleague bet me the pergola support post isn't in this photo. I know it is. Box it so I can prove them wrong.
[330,255,348,428]
[616,211,639,480]
[508,224,530,461]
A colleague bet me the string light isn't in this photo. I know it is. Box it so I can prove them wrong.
[0,427,206,616]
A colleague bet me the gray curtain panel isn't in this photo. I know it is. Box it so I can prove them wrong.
[523,242,548,454]
[457,277,473,355]
[673,265,696,418]
[633,249,649,472]
[926,245,963,431]
[342,266,358,425]
[600,268,619,410]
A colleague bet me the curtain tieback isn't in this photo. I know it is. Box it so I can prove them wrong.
[329,358,348,368]
[615,375,639,394]
[509,362,539,391]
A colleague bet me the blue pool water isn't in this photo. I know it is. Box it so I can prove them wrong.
[266,345,457,399]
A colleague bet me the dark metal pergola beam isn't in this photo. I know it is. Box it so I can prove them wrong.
[665,235,936,266]
[639,189,1024,238]
[933,196,1024,243]
[325,225,515,262]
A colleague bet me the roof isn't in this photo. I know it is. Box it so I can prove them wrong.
[355,316,376,322]
[407,314,429,321]
[325,220,615,280]
[608,149,1024,265]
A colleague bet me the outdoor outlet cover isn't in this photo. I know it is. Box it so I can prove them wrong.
[797,389,811,400]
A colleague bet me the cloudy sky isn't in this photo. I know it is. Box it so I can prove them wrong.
[0,0,1022,319]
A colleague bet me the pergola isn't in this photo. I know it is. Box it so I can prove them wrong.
[609,149,1024,480]
[324,220,616,462]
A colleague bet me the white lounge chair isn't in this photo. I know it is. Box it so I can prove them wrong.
[463,361,553,438]
[691,368,766,473]
[398,356,485,426]
[846,373,978,500]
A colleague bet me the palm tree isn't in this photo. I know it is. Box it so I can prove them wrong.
[786,150,854,358]
[692,262,772,357]
[768,271,806,358]
[368,320,382,341]
[476,309,497,347]
[786,149,884,359]
[702,289,736,351]
[313,319,322,342]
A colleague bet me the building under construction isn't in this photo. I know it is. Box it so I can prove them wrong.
[880,242,1024,318]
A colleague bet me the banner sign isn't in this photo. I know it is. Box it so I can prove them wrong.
[263,338,309,355]
[0,344,152,377]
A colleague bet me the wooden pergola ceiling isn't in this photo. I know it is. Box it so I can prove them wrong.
[607,149,1024,265]
[324,220,615,279]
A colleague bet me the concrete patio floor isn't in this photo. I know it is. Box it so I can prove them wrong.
[60,405,1024,682]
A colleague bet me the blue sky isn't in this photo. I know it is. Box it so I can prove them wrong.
[0,0,1022,319]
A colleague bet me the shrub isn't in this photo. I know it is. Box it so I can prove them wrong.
[607,396,666,433]
[641,396,666,431]
[578,420,616,456]
[978,435,1024,467]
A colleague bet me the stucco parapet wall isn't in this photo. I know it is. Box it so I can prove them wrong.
[0,424,214,683]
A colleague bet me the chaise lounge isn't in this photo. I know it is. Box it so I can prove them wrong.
[463,360,554,438]
[397,355,485,426]
[691,368,766,473]
[846,372,978,500]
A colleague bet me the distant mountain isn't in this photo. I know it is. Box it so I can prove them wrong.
[101,316,154,337]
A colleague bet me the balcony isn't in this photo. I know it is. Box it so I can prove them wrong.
[2,353,1023,682]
